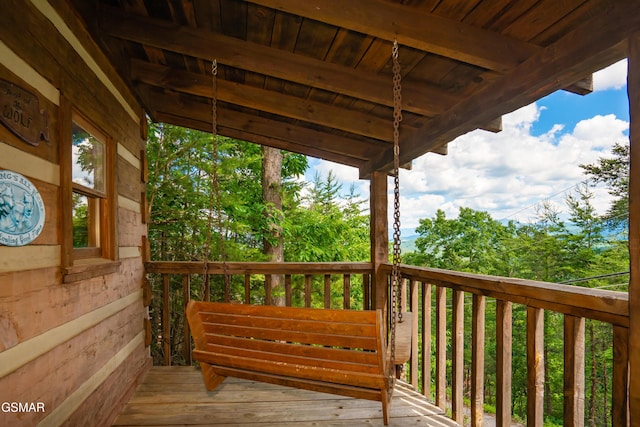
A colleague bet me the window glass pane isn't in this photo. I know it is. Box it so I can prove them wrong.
[72,192,100,248]
[72,122,105,193]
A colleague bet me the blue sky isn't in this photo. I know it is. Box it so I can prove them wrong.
[306,59,630,236]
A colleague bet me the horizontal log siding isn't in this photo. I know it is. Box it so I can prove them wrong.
[0,1,148,426]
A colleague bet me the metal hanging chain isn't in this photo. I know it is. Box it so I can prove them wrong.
[206,59,231,301]
[389,38,403,391]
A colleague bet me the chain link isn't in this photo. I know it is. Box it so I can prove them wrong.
[389,38,403,393]
[205,59,231,301]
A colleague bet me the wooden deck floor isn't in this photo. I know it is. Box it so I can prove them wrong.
[113,366,461,426]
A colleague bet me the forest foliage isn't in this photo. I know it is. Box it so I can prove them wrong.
[145,122,628,426]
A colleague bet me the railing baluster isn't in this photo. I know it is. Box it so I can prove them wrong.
[435,286,447,410]
[471,294,486,427]
[162,273,170,366]
[244,274,250,304]
[343,274,351,309]
[204,273,210,302]
[421,282,432,399]
[305,274,312,308]
[563,315,585,426]
[410,279,419,387]
[364,273,371,310]
[183,274,191,366]
[265,274,272,305]
[324,274,331,308]
[496,300,513,427]
[452,289,464,424]
[285,274,292,307]
[612,325,629,426]
[527,307,545,427]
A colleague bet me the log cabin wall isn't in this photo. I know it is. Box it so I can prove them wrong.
[0,1,150,426]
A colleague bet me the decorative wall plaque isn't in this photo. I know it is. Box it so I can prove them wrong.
[0,170,46,246]
[0,79,49,146]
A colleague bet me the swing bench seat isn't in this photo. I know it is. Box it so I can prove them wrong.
[186,300,391,425]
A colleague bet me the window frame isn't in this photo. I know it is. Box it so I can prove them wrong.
[60,98,119,282]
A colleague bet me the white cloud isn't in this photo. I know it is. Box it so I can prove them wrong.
[593,59,627,91]
[305,99,628,235]
[400,105,628,228]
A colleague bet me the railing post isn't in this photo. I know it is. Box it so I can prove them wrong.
[612,325,629,426]
[527,307,544,427]
[471,294,486,427]
[496,300,513,427]
[627,31,640,424]
[563,315,585,427]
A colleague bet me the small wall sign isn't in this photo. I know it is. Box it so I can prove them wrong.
[0,79,49,146]
[0,170,46,246]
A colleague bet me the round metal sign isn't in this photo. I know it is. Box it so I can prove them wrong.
[0,170,46,246]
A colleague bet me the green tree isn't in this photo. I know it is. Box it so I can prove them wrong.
[581,141,629,231]
[407,207,515,275]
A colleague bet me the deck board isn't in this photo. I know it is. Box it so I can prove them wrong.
[113,366,460,426]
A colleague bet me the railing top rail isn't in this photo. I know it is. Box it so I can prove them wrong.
[388,263,629,327]
[145,261,373,275]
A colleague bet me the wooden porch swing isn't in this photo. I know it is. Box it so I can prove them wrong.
[186,41,411,426]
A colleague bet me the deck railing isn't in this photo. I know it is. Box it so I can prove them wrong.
[144,261,373,365]
[145,260,630,426]
[388,264,629,426]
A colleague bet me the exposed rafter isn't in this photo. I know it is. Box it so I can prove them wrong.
[361,0,638,176]
[99,6,458,116]
[130,60,396,141]
[141,87,387,168]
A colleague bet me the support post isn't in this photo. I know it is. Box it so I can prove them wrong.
[370,171,388,315]
[628,32,640,426]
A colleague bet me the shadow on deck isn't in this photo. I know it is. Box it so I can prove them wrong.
[114,366,461,426]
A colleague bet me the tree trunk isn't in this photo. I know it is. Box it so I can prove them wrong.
[262,146,284,306]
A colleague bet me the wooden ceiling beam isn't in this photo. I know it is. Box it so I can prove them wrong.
[99,5,458,116]
[141,88,386,164]
[244,0,539,73]
[361,0,639,177]
[563,75,594,96]
[154,111,367,168]
[131,60,394,141]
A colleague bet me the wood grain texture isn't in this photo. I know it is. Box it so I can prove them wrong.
[114,366,458,426]
[186,301,390,424]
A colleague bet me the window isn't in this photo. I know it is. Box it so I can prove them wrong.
[70,113,113,260]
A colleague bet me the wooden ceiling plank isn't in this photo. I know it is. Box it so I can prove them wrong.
[361,0,639,176]
[242,0,540,73]
[99,5,458,116]
[131,60,394,140]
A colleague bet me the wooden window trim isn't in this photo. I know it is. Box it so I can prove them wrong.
[60,96,118,281]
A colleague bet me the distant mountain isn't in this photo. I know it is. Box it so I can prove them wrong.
[401,234,419,252]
